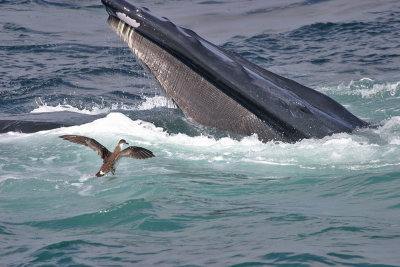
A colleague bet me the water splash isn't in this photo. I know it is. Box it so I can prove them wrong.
[320,78,400,98]
[30,95,177,115]
[3,112,398,173]
[137,95,177,110]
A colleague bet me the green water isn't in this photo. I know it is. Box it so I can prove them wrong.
[1,0,400,265]
[1,113,400,266]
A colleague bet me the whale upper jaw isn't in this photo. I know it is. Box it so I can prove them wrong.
[102,0,368,143]
[102,0,145,31]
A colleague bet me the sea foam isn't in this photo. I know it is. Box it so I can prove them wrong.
[30,95,176,115]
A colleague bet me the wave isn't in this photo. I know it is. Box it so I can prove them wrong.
[223,11,400,86]
[30,95,177,115]
[319,78,400,98]
[31,103,109,115]
[136,95,177,110]
[65,112,400,170]
[2,112,399,173]
[26,198,153,230]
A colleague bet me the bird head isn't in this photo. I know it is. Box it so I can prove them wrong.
[118,139,129,148]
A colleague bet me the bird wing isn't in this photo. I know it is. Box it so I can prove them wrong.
[59,135,111,160]
[117,146,155,160]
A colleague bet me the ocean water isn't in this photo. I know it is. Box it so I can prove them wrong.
[1,0,400,266]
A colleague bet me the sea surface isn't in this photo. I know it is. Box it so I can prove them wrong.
[1,0,400,266]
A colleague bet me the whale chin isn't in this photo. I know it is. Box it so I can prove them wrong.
[102,0,368,143]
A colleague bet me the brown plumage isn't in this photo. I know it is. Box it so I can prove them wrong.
[59,135,154,177]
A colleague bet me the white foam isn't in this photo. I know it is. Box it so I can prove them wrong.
[2,112,399,172]
[137,95,177,110]
[242,158,297,166]
[31,98,111,115]
[374,116,400,145]
[31,104,110,115]
[70,114,399,166]
[320,78,400,98]
[30,96,176,115]
[52,112,164,140]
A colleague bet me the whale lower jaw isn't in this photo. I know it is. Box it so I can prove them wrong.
[108,17,286,142]
[103,0,368,143]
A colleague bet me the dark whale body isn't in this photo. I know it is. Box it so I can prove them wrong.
[0,0,367,138]
[101,0,367,142]
[0,112,105,134]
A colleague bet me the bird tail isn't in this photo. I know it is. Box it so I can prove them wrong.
[95,171,104,177]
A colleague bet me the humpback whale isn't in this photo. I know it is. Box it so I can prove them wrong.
[102,0,368,142]
[60,135,154,177]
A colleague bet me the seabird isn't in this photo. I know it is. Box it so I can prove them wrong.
[59,135,155,177]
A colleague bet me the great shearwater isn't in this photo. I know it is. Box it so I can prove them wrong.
[60,135,154,177]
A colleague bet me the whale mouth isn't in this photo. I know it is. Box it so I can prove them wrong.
[101,0,368,143]
[102,0,118,17]
[101,0,123,16]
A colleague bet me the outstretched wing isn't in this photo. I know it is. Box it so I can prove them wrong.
[59,135,111,160]
[117,146,155,160]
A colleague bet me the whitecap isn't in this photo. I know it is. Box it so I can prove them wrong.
[137,95,177,110]
[30,95,176,116]
[319,78,400,98]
